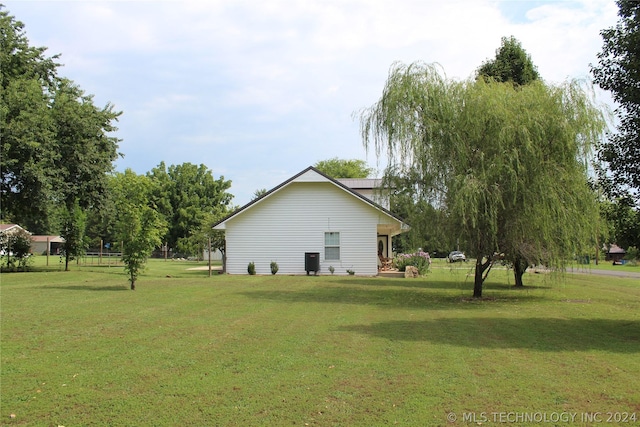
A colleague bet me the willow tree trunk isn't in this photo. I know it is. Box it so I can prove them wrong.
[474,258,485,298]
[473,256,495,297]
[513,257,528,288]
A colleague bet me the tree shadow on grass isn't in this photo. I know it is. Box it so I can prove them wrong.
[241,285,546,310]
[38,285,129,291]
[333,277,552,291]
[337,318,640,353]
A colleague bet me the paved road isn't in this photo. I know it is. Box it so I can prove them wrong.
[567,267,640,279]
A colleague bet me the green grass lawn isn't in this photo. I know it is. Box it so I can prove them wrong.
[1,259,639,426]
[569,260,640,272]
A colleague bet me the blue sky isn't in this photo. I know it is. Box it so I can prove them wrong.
[6,0,618,206]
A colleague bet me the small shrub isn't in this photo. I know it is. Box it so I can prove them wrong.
[270,261,279,275]
[248,261,256,275]
[346,269,355,275]
[329,265,335,274]
[0,228,33,271]
[394,250,431,275]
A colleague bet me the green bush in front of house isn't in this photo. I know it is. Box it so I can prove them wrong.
[394,250,431,275]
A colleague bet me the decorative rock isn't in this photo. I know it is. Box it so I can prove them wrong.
[404,266,419,278]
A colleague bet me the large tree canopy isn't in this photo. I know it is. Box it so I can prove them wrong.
[0,7,121,235]
[1,8,58,231]
[591,0,640,199]
[360,62,606,297]
[147,162,233,256]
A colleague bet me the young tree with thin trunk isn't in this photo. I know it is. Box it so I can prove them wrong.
[359,62,606,297]
[59,201,87,271]
[112,170,167,290]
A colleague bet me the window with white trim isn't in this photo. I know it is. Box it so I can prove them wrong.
[324,232,340,260]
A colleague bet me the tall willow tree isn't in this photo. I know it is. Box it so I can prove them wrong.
[359,63,606,297]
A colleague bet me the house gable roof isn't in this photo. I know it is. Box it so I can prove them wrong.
[213,166,408,230]
[607,244,626,254]
[0,224,28,234]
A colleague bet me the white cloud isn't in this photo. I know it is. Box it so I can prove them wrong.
[5,0,620,205]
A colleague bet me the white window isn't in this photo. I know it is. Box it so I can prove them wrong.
[324,232,340,260]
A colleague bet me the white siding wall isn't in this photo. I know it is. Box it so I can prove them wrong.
[225,182,393,275]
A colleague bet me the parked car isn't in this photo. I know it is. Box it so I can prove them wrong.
[448,251,466,262]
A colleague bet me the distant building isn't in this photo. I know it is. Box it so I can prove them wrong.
[0,224,27,234]
[0,224,65,255]
[605,244,626,263]
[31,235,65,255]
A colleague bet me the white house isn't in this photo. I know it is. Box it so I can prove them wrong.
[213,166,409,276]
[0,224,65,255]
[0,223,29,233]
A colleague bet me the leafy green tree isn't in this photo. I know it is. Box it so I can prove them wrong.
[383,170,452,256]
[591,0,640,198]
[0,8,58,232]
[477,37,547,285]
[84,190,118,251]
[193,209,228,266]
[314,157,374,178]
[147,162,233,257]
[59,201,88,271]
[601,195,640,250]
[359,62,605,297]
[112,170,167,290]
[477,36,540,86]
[49,78,120,264]
[51,78,120,209]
